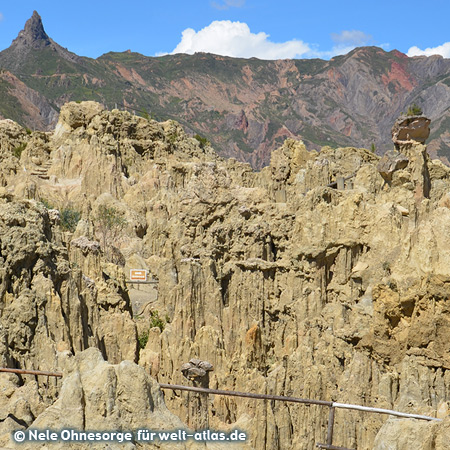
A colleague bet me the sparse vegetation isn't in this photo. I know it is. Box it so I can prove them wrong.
[406,103,423,116]
[168,132,179,145]
[139,108,153,120]
[149,310,166,332]
[60,207,81,232]
[39,199,81,232]
[194,134,210,149]
[137,310,167,349]
[13,142,27,159]
[370,143,376,153]
[39,198,54,209]
[138,330,149,349]
[93,204,127,257]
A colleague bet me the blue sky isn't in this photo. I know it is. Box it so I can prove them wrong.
[1,1,449,59]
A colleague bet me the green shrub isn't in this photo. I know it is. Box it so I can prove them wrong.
[168,132,178,144]
[194,134,210,149]
[40,198,54,209]
[138,330,149,349]
[137,311,167,349]
[39,200,80,232]
[139,108,153,120]
[25,128,32,135]
[60,208,81,232]
[149,310,166,332]
[13,142,27,159]
[406,103,423,116]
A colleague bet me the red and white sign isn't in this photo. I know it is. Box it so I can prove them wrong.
[130,269,147,281]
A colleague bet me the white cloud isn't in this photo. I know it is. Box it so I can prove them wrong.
[314,30,373,58]
[0,13,4,22]
[331,30,373,46]
[305,30,375,59]
[407,43,450,58]
[211,0,245,10]
[171,20,310,59]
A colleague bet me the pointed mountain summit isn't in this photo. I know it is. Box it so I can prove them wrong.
[0,10,82,72]
[12,10,52,49]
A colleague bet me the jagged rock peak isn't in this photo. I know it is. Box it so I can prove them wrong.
[0,11,83,69]
[391,114,431,150]
[12,11,51,49]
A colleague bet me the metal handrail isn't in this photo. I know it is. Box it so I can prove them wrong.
[1,368,442,449]
[0,368,62,377]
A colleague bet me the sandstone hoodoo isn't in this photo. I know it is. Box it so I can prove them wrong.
[2,101,450,449]
[392,114,431,149]
[181,359,214,382]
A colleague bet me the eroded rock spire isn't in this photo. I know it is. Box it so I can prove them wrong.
[12,10,51,49]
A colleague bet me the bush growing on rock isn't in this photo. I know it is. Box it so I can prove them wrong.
[93,205,127,259]
[60,207,81,232]
[194,134,210,149]
[406,103,423,116]
[39,199,81,232]
[13,142,27,159]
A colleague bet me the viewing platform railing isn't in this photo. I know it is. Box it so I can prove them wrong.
[1,367,441,450]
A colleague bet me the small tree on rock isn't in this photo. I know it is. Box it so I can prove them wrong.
[93,205,127,260]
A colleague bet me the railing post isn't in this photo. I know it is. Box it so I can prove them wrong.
[326,406,335,446]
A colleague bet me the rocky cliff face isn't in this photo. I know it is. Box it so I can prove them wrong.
[1,13,450,168]
[2,102,450,449]
[5,347,228,449]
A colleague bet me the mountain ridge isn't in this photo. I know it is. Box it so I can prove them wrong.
[0,12,450,168]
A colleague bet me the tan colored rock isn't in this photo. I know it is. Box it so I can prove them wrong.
[392,115,431,148]
[374,415,450,450]
[0,198,138,443]
[4,103,450,449]
[377,150,409,181]
[55,101,104,133]
[374,417,438,449]
[6,348,202,449]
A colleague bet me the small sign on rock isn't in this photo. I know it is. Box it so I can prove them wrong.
[130,269,147,281]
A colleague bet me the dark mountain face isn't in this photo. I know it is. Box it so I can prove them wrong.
[1,12,450,168]
[0,11,81,71]
[14,10,52,49]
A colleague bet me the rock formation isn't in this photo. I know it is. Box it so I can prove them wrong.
[373,415,450,449]
[2,101,450,449]
[4,348,242,449]
[391,114,431,149]
[181,359,214,382]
